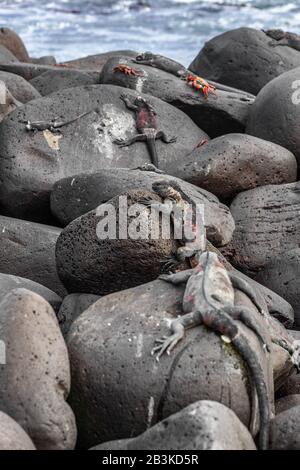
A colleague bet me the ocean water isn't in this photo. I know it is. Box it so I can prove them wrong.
[0,0,300,65]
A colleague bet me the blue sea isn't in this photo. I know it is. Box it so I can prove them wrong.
[0,0,300,65]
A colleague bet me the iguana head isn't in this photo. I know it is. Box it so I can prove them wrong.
[152,180,182,202]
[135,51,154,63]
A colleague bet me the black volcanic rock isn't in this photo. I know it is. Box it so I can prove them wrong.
[51,168,235,247]
[0,85,206,222]
[181,134,297,199]
[91,401,256,450]
[189,28,300,95]
[99,56,254,138]
[247,67,300,166]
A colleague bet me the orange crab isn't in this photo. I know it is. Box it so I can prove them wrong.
[186,73,216,98]
[113,64,143,77]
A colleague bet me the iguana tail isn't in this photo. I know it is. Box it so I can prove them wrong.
[233,334,270,450]
[146,137,159,169]
[205,311,270,450]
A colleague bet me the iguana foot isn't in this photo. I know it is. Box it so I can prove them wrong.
[137,197,157,207]
[291,340,300,372]
[151,332,183,361]
[113,64,143,76]
[113,138,130,147]
[160,255,180,272]
[132,163,165,174]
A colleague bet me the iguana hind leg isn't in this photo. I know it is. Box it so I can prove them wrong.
[114,134,146,147]
[223,305,270,352]
[229,272,268,316]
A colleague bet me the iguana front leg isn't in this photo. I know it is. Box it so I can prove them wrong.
[155,131,177,144]
[152,310,201,360]
[120,94,139,111]
[159,269,195,284]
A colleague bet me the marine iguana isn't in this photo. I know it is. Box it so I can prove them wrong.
[22,108,98,132]
[265,29,300,52]
[114,94,177,169]
[139,180,206,270]
[134,51,217,97]
[154,250,272,449]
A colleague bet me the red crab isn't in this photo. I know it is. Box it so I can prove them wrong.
[186,74,216,98]
[113,64,143,77]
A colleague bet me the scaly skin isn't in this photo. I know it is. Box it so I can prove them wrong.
[114,94,176,169]
[265,29,300,52]
[134,51,217,98]
[22,108,98,132]
[154,251,271,450]
[138,180,206,270]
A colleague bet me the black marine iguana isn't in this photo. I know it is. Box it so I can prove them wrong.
[265,29,300,52]
[153,250,271,450]
[22,108,98,132]
[114,94,177,169]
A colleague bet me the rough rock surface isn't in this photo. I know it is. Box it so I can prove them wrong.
[56,188,189,295]
[56,185,235,294]
[247,67,300,165]
[256,249,300,327]
[0,272,61,312]
[0,70,40,103]
[99,56,254,138]
[57,293,100,337]
[275,395,300,415]
[0,45,19,63]
[0,62,98,81]
[182,134,297,199]
[30,69,97,96]
[270,406,300,450]
[62,50,138,71]
[0,85,20,122]
[221,183,300,277]
[51,168,235,246]
[0,288,77,449]
[0,411,36,450]
[0,216,66,297]
[0,84,206,222]
[67,278,273,448]
[189,27,300,95]
[91,401,256,450]
[0,28,29,62]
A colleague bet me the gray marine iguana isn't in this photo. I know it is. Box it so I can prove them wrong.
[22,108,98,132]
[153,250,271,450]
[141,180,300,360]
[264,29,300,52]
[114,94,177,169]
[139,180,207,270]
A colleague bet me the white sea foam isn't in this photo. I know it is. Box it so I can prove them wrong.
[1,0,300,65]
